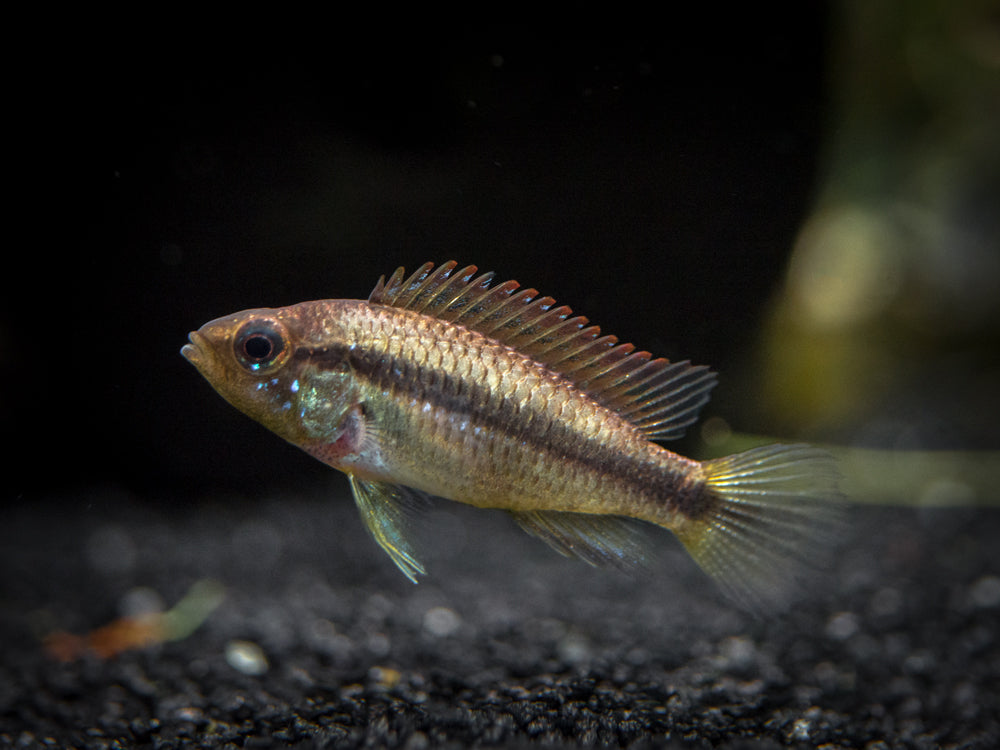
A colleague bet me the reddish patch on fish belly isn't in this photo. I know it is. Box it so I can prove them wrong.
[304,407,364,465]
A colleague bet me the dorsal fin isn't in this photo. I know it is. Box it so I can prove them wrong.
[369,261,717,440]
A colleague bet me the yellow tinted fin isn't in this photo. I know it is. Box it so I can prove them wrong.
[369,262,716,440]
[348,476,428,583]
[510,510,650,574]
[675,444,844,610]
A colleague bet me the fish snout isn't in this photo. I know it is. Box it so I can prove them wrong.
[181,330,209,368]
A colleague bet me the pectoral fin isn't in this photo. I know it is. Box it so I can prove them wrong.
[348,475,428,583]
[510,510,650,574]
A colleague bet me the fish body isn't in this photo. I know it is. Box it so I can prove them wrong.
[183,262,840,606]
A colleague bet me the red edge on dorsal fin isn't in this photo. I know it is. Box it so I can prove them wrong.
[367,261,717,440]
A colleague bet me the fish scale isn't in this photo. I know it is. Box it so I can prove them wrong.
[341,304,649,517]
[182,261,842,608]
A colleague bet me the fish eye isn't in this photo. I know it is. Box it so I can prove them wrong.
[234,319,288,371]
[243,333,274,360]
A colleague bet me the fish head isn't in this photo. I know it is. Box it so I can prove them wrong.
[182,304,360,446]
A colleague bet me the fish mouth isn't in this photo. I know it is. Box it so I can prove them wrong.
[181,331,208,369]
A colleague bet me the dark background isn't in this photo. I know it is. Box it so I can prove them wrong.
[4,9,999,749]
[6,16,826,501]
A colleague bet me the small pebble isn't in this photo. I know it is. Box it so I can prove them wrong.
[225,640,268,675]
[825,611,859,641]
[423,606,462,637]
[969,575,1000,608]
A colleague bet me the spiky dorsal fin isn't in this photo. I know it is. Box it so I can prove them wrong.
[369,261,717,440]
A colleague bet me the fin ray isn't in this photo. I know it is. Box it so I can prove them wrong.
[369,262,716,440]
[510,510,650,574]
[348,476,429,583]
[674,444,844,610]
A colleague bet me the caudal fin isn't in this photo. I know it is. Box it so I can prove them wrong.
[675,444,844,610]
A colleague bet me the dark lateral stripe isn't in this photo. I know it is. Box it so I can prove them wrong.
[294,343,714,519]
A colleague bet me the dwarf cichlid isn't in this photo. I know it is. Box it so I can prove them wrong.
[182,261,840,607]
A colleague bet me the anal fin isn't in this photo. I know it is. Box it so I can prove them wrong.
[510,510,650,574]
[348,476,428,583]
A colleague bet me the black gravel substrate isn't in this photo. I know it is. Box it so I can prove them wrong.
[1,488,997,748]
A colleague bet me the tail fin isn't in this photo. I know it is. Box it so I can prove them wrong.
[675,444,844,610]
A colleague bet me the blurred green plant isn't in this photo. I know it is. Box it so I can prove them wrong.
[750,0,999,449]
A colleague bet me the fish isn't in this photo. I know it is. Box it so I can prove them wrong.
[182,261,841,608]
